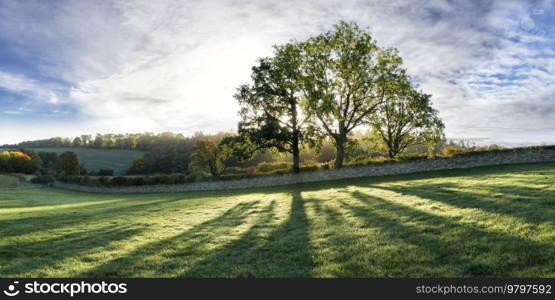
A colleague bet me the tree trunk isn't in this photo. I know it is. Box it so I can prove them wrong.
[291,99,301,173]
[388,149,394,158]
[334,123,347,168]
[292,140,300,173]
[334,138,345,168]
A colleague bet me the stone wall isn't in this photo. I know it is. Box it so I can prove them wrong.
[54,148,555,194]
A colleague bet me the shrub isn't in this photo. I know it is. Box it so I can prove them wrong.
[110,176,128,186]
[256,162,291,173]
[441,146,468,157]
[99,176,112,186]
[131,176,145,186]
[79,176,91,185]
[97,169,114,176]
[299,164,320,172]
[30,175,55,184]
[222,167,247,175]
[168,173,187,184]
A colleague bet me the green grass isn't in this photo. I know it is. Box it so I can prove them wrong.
[0,162,554,277]
[30,147,144,175]
[0,175,19,188]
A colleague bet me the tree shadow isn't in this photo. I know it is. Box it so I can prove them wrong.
[374,182,555,224]
[342,191,554,277]
[0,224,143,276]
[79,200,261,277]
[180,190,314,277]
[0,195,198,238]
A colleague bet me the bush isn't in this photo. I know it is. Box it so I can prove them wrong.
[97,169,114,176]
[168,173,187,184]
[110,176,129,186]
[79,176,91,185]
[99,176,112,185]
[222,167,247,175]
[131,176,145,186]
[256,162,291,173]
[299,164,320,172]
[30,175,55,184]
[441,146,468,157]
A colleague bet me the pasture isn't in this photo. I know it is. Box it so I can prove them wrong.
[0,175,19,188]
[26,147,143,175]
[0,162,553,277]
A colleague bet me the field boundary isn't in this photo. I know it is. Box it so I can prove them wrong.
[53,148,555,193]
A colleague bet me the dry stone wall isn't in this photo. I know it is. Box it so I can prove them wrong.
[54,148,555,194]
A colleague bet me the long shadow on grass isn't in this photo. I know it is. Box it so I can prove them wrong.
[280,162,555,194]
[0,224,143,277]
[374,183,555,224]
[343,191,554,276]
[180,190,313,277]
[0,195,194,238]
[79,200,261,277]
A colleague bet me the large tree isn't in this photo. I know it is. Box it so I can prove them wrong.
[371,81,445,158]
[56,151,80,176]
[299,22,407,168]
[235,43,309,173]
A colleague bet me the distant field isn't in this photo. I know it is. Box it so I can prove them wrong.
[1,147,145,175]
[0,162,553,277]
[0,175,18,188]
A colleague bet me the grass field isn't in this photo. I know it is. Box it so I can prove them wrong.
[0,175,19,188]
[25,147,144,175]
[0,162,554,277]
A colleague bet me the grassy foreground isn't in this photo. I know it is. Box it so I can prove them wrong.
[0,162,554,277]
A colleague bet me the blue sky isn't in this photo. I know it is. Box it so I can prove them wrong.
[1,0,554,146]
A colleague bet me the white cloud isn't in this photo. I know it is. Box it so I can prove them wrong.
[1,0,554,145]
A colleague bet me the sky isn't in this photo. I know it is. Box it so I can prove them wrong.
[0,0,554,146]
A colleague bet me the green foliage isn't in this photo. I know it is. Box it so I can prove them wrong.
[441,145,469,157]
[299,22,411,168]
[38,152,58,170]
[189,138,233,177]
[256,162,291,173]
[371,78,445,158]
[235,43,309,172]
[56,152,80,176]
[30,175,55,184]
[0,150,41,174]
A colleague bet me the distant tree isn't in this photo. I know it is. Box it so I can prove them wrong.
[127,157,149,174]
[20,149,43,173]
[80,135,91,147]
[299,22,407,168]
[61,138,72,147]
[0,150,40,174]
[72,137,82,147]
[235,43,309,173]
[38,152,58,170]
[50,137,63,147]
[57,151,80,175]
[189,139,231,177]
[371,81,444,158]
[93,134,103,148]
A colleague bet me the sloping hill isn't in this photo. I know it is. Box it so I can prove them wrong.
[30,147,144,175]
